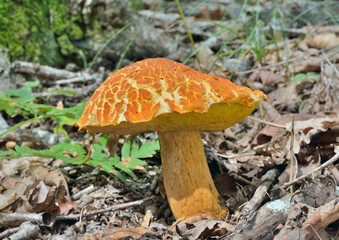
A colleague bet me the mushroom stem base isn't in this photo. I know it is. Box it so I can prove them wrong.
[158,129,227,219]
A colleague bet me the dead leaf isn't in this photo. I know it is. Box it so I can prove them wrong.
[24,181,56,213]
[275,198,339,240]
[0,165,75,215]
[303,197,339,231]
[88,226,154,240]
[285,117,339,150]
[249,70,285,86]
[274,202,315,240]
[291,56,321,73]
[315,25,339,34]
[307,33,339,49]
[58,198,78,215]
[213,173,237,198]
[0,176,34,213]
[267,82,299,108]
[329,163,339,184]
[297,176,336,208]
[173,219,234,240]
[253,114,319,145]
[170,213,217,232]
[298,151,321,177]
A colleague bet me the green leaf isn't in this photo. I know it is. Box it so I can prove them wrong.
[121,141,131,160]
[50,89,77,96]
[291,73,306,82]
[0,131,158,183]
[115,162,138,179]
[306,72,319,79]
[23,80,40,88]
[132,141,160,159]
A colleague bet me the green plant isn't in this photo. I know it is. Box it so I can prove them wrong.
[0,80,83,137]
[129,0,144,10]
[298,98,308,111]
[0,136,160,182]
[291,72,319,82]
[88,21,134,69]
[0,81,160,182]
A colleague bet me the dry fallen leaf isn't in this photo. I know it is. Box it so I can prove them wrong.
[253,114,315,145]
[249,70,285,86]
[0,165,76,215]
[275,198,339,240]
[173,219,234,240]
[307,33,339,49]
[88,226,155,240]
[169,212,217,232]
[285,117,339,153]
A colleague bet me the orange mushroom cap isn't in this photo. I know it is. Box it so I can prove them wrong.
[77,58,267,134]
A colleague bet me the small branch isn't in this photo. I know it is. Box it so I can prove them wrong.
[280,151,339,190]
[6,222,39,240]
[289,117,295,193]
[216,151,255,159]
[71,185,97,201]
[239,169,279,218]
[0,227,20,239]
[247,116,285,129]
[55,75,95,85]
[0,212,47,227]
[12,61,77,80]
[55,197,150,221]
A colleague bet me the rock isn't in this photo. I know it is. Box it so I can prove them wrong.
[0,48,11,93]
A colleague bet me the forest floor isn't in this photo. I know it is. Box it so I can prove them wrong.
[0,1,339,240]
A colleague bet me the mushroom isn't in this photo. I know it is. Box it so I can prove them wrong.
[77,58,267,219]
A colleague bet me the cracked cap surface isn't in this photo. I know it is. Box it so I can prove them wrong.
[77,58,267,134]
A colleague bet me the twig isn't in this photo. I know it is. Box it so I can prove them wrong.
[306,224,323,240]
[0,212,47,227]
[71,185,97,201]
[230,173,257,187]
[6,222,40,240]
[239,169,279,218]
[12,61,103,88]
[12,61,77,80]
[216,151,255,159]
[322,50,339,75]
[0,227,20,239]
[55,75,95,85]
[262,25,308,35]
[289,117,295,193]
[247,116,285,129]
[280,151,339,190]
[55,197,150,221]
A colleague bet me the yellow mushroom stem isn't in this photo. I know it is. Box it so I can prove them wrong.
[158,129,227,219]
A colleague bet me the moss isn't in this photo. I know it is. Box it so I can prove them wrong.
[68,23,84,40]
[0,0,84,66]
[57,35,74,56]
